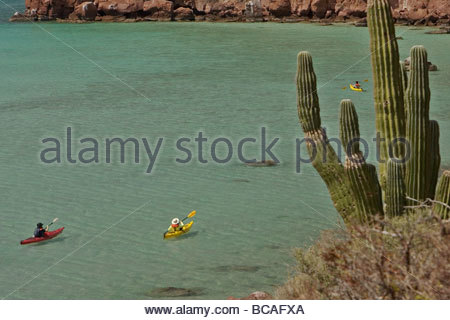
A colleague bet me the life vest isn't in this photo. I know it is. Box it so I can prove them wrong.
[171,224,179,228]
[34,228,45,237]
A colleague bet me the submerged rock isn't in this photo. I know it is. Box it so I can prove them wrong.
[232,178,250,183]
[425,27,450,34]
[213,265,261,272]
[146,287,203,297]
[245,160,277,167]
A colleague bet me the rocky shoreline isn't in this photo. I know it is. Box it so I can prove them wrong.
[9,0,450,26]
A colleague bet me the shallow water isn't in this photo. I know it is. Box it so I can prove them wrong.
[0,2,449,299]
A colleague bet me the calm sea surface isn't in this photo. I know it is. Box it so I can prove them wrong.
[1,0,449,299]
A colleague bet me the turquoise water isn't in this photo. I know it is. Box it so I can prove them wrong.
[0,3,449,299]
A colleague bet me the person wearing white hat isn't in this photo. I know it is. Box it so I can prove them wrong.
[167,218,184,233]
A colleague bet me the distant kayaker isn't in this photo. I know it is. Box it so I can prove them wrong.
[168,218,184,233]
[354,81,361,88]
[34,223,48,238]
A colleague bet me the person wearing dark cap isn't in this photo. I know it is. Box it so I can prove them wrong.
[34,223,48,238]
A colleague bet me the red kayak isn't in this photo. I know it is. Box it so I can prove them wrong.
[20,227,65,245]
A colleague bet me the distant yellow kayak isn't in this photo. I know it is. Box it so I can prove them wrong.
[350,84,363,92]
[164,221,194,239]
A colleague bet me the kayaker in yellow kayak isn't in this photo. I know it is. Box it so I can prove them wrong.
[354,81,361,89]
[168,218,184,233]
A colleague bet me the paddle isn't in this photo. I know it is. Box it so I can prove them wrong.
[182,210,196,222]
[163,211,196,239]
[46,218,59,230]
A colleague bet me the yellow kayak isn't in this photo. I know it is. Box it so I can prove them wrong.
[164,221,194,239]
[350,84,363,92]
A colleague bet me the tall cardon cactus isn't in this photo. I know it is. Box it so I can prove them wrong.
[367,0,406,188]
[296,52,357,221]
[404,46,430,202]
[294,0,447,223]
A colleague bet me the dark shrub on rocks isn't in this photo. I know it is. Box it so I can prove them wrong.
[276,209,450,299]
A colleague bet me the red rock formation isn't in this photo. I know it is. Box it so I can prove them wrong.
[13,0,450,24]
[261,0,292,17]
[69,1,97,20]
[173,0,194,9]
[173,6,195,20]
[143,0,173,20]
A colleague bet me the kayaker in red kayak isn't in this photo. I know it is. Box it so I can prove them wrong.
[167,218,184,233]
[34,222,48,238]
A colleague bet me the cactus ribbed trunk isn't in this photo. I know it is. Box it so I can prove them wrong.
[405,46,430,202]
[340,99,384,222]
[296,52,357,221]
[293,0,443,225]
[296,52,321,133]
[432,171,450,219]
[367,0,406,188]
[385,159,405,216]
[427,120,441,199]
[400,61,408,94]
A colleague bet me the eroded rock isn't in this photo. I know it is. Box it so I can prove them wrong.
[69,2,97,21]
[173,7,195,20]
[143,0,174,21]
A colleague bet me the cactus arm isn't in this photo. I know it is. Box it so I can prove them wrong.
[340,99,384,222]
[367,0,406,188]
[427,120,441,199]
[404,46,431,202]
[400,61,408,94]
[296,52,357,221]
[432,171,450,219]
[385,159,406,216]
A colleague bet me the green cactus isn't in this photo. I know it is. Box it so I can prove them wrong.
[385,159,405,216]
[427,120,441,199]
[339,99,361,156]
[339,100,383,222]
[296,52,321,133]
[404,46,430,202]
[432,171,450,219]
[294,0,445,224]
[367,0,406,188]
[400,61,408,94]
[296,52,357,220]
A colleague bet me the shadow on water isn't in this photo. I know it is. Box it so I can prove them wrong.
[232,178,250,183]
[165,231,199,241]
[212,265,262,272]
[145,287,205,298]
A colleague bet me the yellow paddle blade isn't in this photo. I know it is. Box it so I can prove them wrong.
[364,79,369,82]
[187,210,196,218]
[342,87,347,90]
